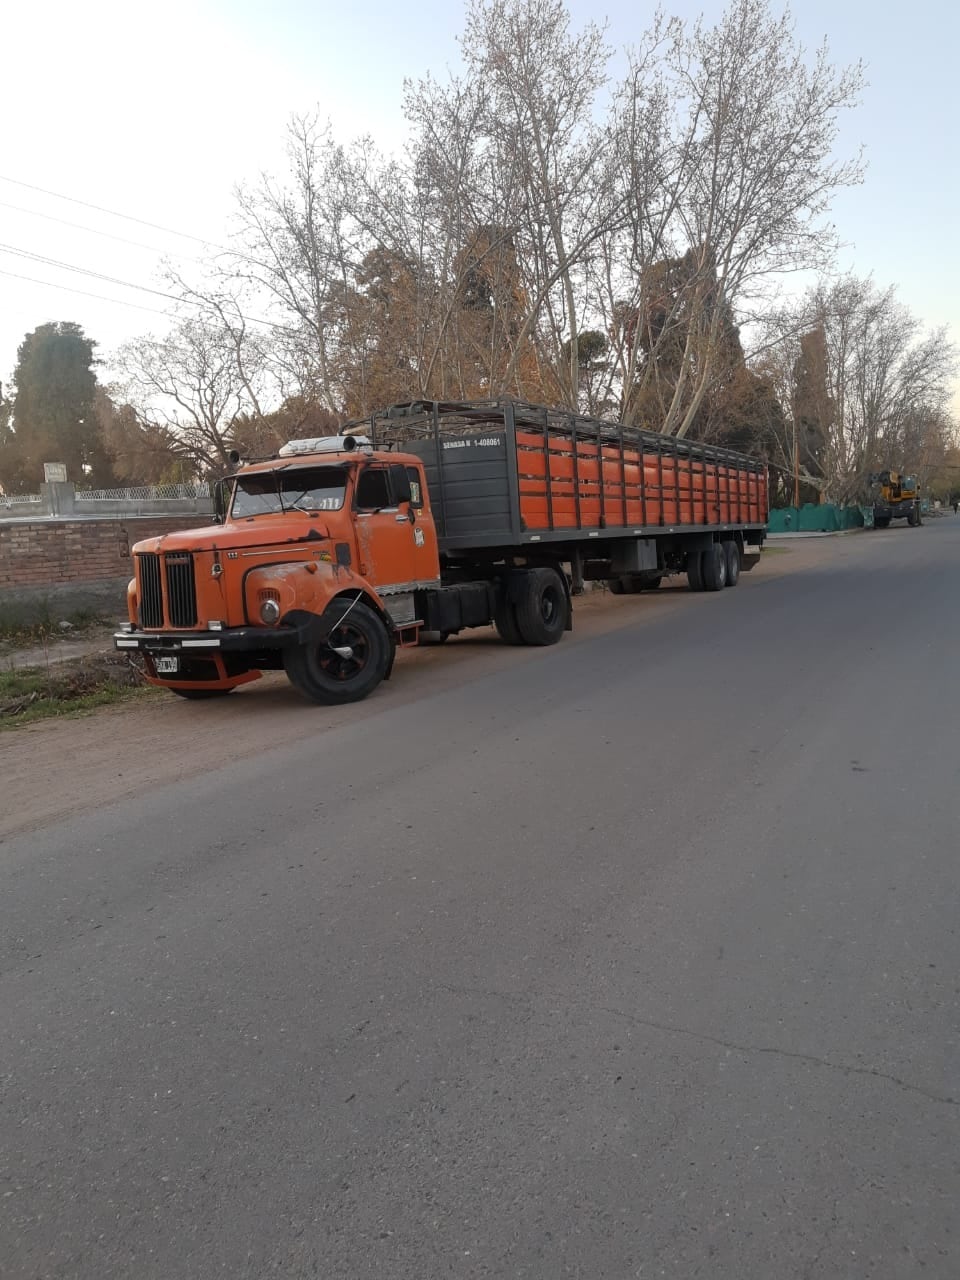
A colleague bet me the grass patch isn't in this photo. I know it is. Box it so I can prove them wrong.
[761,545,791,556]
[0,654,157,728]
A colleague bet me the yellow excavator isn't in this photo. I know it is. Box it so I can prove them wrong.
[869,471,922,529]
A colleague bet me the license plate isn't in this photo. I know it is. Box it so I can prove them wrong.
[155,656,179,674]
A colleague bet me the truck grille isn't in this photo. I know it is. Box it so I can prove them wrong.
[165,553,198,626]
[138,553,163,627]
[136,551,198,628]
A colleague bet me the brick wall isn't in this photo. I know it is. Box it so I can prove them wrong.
[0,517,209,591]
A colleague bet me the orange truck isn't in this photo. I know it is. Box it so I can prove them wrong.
[114,399,768,704]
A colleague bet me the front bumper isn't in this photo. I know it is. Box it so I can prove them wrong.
[114,625,301,653]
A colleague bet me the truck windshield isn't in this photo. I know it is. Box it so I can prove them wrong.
[231,466,348,517]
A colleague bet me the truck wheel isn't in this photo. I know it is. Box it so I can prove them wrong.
[874,517,890,529]
[686,550,704,592]
[701,543,727,591]
[608,578,626,595]
[283,601,390,705]
[723,542,740,587]
[494,597,525,645]
[515,567,569,645]
[169,686,234,700]
[641,576,663,591]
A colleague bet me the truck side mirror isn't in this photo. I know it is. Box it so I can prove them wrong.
[213,478,228,524]
[389,463,412,506]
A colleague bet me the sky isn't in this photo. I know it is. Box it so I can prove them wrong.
[1,0,957,409]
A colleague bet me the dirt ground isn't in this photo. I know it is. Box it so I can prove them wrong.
[0,544,821,842]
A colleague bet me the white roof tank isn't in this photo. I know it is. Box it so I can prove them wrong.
[279,434,371,457]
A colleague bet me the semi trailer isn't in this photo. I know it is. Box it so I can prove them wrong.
[115,399,768,705]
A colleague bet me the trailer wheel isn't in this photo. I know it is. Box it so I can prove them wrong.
[608,578,626,595]
[874,517,890,529]
[515,567,568,645]
[723,541,740,587]
[686,551,704,592]
[701,543,728,591]
[641,576,663,591]
[283,601,390,705]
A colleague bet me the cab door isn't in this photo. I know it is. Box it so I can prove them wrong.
[353,462,440,593]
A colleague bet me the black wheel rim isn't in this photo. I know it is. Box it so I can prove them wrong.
[541,587,560,625]
[318,620,370,682]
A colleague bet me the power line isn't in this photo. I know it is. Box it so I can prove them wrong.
[0,173,230,251]
[0,242,185,303]
[0,270,280,375]
[0,198,203,261]
[0,267,175,317]
[0,243,293,333]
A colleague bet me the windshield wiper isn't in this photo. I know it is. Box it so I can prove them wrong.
[285,488,319,511]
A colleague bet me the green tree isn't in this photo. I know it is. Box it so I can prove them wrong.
[0,385,28,494]
[7,322,115,490]
[94,387,186,483]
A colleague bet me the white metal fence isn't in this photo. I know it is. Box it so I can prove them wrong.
[74,483,212,502]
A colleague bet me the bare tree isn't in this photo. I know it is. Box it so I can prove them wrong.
[224,118,357,414]
[608,0,864,435]
[115,318,264,475]
[113,0,872,444]
[454,0,623,404]
[762,277,958,501]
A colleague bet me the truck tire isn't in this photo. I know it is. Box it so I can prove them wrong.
[701,542,727,591]
[874,516,890,529]
[641,576,663,591]
[283,601,390,705]
[723,541,740,587]
[608,578,626,595]
[686,550,704,592]
[515,567,569,645]
[494,596,525,645]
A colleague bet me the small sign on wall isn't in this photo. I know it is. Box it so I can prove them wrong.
[43,462,68,483]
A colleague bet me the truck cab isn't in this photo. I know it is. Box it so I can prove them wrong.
[116,435,440,704]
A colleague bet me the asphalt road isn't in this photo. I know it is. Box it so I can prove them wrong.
[2,523,959,1279]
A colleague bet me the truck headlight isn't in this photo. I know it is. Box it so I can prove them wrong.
[259,597,281,625]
